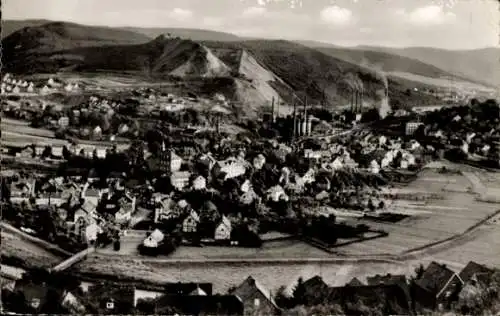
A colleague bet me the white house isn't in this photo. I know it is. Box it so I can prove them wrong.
[115,207,132,225]
[85,222,102,244]
[133,288,164,307]
[266,185,288,202]
[214,215,232,240]
[171,171,191,190]
[192,175,207,190]
[12,86,20,94]
[92,126,102,139]
[370,160,380,174]
[41,85,50,95]
[170,150,183,172]
[218,158,247,180]
[143,229,164,248]
[253,154,266,170]
[118,123,130,135]
[182,210,200,233]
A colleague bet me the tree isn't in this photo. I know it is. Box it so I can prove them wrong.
[293,277,306,306]
[41,146,52,159]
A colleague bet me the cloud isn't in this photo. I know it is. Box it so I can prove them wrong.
[168,8,193,21]
[396,5,456,26]
[202,16,223,28]
[242,6,267,18]
[320,6,353,26]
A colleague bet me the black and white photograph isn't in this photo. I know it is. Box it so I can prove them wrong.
[1,0,499,314]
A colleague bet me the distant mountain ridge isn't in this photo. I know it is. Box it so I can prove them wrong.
[3,20,485,112]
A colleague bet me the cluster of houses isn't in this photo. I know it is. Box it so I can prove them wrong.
[2,260,497,315]
[7,172,137,246]
[1,74,81,95]
[294,260,498,314]
[2,265,279,316]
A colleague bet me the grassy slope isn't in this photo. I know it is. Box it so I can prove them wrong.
[358,46,500,88]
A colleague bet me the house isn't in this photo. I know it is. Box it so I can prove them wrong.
[169,150,183,172]
[41,85,51,95]
[86,283,135,314]
[171,171,191,190]
[92,126,102,139]
[406,122,423,136]
[82,184,101,205]
[154,198,179,223]
[117,123,129,135]
[302,276,330,306]
[182,210,200,233]
[326,284,411,315]
[253,154,266,170]
[13,282,50,312]
[192,175,207,190]
[27,82,35,93]
[458,261,495,285]
[115,206,132,226]
[85,222,102,244]
[217,158,247,180]
[133,288,164,307]
[153,294,243,316]
[12,86,20,94]
[414,261,464,310]
[199,153,217,170]
[1,264,23,291]
[346,277,365,287]
[143,229,165,248]
[189,286,207,296]
[266,185,288,202]
[215,215,232,240]
[58,116,69,128]
[231,276,280,316]
[61,291,87,314]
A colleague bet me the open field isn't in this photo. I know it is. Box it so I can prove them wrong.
[1,118,55,138]
[1,229,65,269]
[98,239,331,259]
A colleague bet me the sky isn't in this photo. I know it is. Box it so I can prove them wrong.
[4,0,499,49]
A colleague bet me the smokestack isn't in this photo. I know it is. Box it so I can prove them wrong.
[351,89,355,113]
[271,97,275,123]
[276,97,280,120]
[292,101,297,139]
[307,115,313,135]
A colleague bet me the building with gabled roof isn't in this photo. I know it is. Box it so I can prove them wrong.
[458,261,495,285]
[214,215,232,240]
[414,261,464,310]
[231,276,280,316]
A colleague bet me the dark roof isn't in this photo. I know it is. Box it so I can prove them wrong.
[367,274,407,286]
[416,261,456,295]
[155,294,243,316]
[346,277,365,287]
[232,276,278,310]
[74,276,213,296]
[14,282,50,310]
[459,261,494,284]
[326,284,411,315]
[303,276,328,291]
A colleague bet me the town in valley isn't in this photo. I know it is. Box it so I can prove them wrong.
[1,0,500,315]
